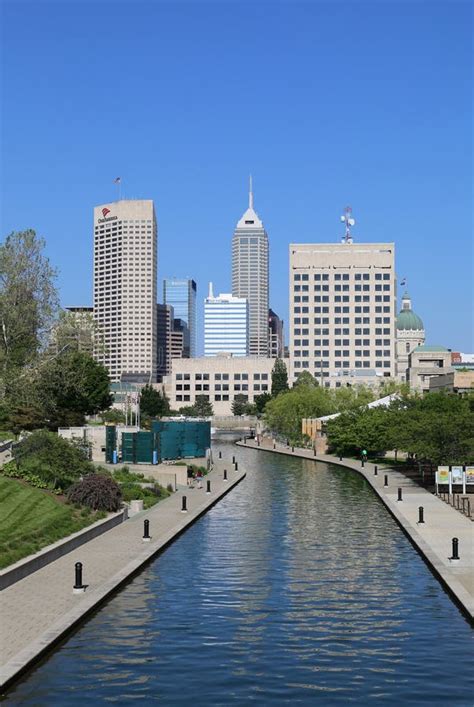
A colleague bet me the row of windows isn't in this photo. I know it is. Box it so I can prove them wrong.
[293,360,392,369]
[295,284,391,292]
[176,372,269,381]
[294,273,391,281]
[295,312,392,324]
[177,383,269,392]
[295,304,392,314]
[295,295,391,304]
[294,328,391,336]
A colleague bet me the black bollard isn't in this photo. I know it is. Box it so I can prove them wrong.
[206,479,211,494]
[384,475,388,487]
[313,447,317,456]
[232,455,235,464]
[374,465,378,476]
[339,455,342,462]
[224,469,228,480]
[418,506,424,524]
[235,461,238,471]
[218,451,222,459]
[73,562,85,593]
[181,495,187,513]
[361,459,365,468]
[273,442,276,450]
[450,537,460,560]
[143,519,151,541]
[292,446,294,452]
[397,487,402,501]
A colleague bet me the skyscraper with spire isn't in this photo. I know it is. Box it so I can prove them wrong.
[232,178,269,357]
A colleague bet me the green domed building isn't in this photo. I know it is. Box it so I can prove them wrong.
[396,292,425,379]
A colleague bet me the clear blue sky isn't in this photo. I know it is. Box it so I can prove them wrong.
[1,1,472,353]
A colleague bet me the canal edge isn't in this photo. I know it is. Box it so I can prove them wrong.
[236,441,474,625]
[0,467,246,694]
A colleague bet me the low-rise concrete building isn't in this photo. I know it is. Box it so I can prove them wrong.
[164,353,282,415]
[428,370,474,395]
[407,345,453,392]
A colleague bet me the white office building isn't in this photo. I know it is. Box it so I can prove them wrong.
[204,285,249,357]
[93,199,157,383]
[289,235,396,387]
[232,178,269,356]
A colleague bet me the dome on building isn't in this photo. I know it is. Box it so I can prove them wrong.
[396,291,424,331]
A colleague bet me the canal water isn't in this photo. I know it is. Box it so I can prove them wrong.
[6,446,474,705]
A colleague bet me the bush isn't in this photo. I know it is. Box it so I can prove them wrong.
[67,474,122,512]
[120,482,169,509]
[14,430,95,490]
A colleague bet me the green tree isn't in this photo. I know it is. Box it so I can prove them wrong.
[101,409,126,425]
[264,385,335,441]
[194,395,213,417]
[392,393,474,465]
[40,351,112,428]
[293,370,318,387]
[140,385,170,418]
[0,230,58,373]
[51,309,105,356]
[271,357,289,397]
[254,392,272,415]
[232,394,248,416]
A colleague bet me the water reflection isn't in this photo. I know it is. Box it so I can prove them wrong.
[6,446,474,706]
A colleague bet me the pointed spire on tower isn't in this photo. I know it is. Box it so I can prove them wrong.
[249,174,254,210]
[208,281,214,298]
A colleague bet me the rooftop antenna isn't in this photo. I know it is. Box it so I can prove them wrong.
[340,206,355,243]
[249,174,254,209]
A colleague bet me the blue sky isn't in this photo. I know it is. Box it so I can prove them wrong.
[1,1,472,353]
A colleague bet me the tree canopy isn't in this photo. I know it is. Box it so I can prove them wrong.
[0,230,58,373]
[140,385,170,418]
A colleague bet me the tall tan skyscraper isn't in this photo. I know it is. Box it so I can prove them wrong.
[93,199,157,382]
[232,178,269,356]
[289,238,396,387]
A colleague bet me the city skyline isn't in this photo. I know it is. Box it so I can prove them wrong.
[1,3,471,352]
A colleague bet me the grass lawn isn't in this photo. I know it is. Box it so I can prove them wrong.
[0,476,106,569]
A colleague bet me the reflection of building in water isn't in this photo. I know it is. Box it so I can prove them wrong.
[283,461,406,624]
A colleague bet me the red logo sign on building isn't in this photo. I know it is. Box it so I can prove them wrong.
[102,207,110,218]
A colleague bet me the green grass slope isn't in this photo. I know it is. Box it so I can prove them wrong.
[0,476,105,569]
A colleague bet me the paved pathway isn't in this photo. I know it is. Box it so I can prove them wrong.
[0,457,245,690]
[237,438,474,621]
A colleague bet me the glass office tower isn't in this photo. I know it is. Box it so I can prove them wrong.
[163,278,197,357]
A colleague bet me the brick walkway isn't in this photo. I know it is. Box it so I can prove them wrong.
[0,458,245,689]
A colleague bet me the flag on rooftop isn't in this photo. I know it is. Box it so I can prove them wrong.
[400,278,407,286]
[113,177,121,184]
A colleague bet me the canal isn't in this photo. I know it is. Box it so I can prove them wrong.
[6,445,474,705]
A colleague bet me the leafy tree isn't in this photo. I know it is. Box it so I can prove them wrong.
[264,385,335,441]
[391,393,474,465]
[326,407,395,457]
[294,371,318,387]
[232,394,248,416]
[140,384,170,418]
[332,385,375,412]
[39,351,112,428]
[101,409,126,424]
[178,406,197,416]
[194,395,213,417]
[0,230,58,373]
[51,309,105,356]
[254,392,272,415]
[271,358,289,397]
